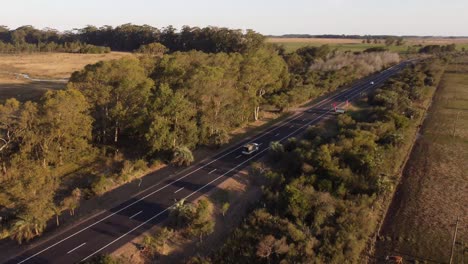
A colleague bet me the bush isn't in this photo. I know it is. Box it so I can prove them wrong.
[81,254,122,264]
[268,141,284,162]
[136,42,168,55]
[364,47,389,53]
[133,159,148,171]
[91,175,111,196]
[171,146,194,167]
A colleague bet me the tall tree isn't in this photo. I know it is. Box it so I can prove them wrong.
[240,47,289,120]
[69,57,154,144]
[145,83,197,152]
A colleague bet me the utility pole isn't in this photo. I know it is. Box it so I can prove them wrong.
[449,216,460,264]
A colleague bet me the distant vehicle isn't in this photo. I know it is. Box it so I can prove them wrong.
[335,108,346,114]
[242,143,259,155]
[370,81,375,85]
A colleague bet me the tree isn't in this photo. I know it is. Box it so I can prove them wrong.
[189,199,214,242]
[145,83,198,152]
[0,99,22,174]
[256,235,275,262]
[240,47,289,120]
[171,146,194,167]
[10,217,36,244]
[142,227,173,256]
[81,254,123,264]
[136,42,168,56]
[39,89,93,165]
[69,57,154,144]
[62,188,82,216]
[384,37,395,46]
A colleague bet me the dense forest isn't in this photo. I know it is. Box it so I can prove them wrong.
[208,58,447,263]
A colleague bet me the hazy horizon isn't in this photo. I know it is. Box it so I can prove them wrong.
[2,0,467,36]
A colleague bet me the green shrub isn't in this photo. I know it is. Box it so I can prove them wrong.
[91,175,111,196]
[171,146,194,167]
[134,159,148,171]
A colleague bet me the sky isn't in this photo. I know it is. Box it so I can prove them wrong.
[1,0,467,36]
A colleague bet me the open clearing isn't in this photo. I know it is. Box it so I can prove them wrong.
[267,37,468,52]
[0,52,132,102]
[375,56,468,263]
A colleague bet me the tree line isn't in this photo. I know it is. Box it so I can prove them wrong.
[419,44,457,53]
[209,58,447,263]
[0,30,402,244]
[0,24,264,54]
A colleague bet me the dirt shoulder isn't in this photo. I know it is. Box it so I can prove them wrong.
[375,57,468,263]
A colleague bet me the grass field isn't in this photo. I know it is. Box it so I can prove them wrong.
[375,56,468,263]
[267,37,468,53]
[0,52,132,102]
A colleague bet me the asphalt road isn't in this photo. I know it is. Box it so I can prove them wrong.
[3,61,410,264]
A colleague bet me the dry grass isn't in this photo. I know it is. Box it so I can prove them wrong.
[267,37,468,53]
[0,52,132,78]
[376,57,468,263]
[405,37,468,45]
[0,52,132,102]
[266,37,363,44]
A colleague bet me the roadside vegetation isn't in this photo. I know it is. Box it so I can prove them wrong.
[268,36,467,53]
[0,26,406,246]
[205,57,448,263]
[376,55,468,263]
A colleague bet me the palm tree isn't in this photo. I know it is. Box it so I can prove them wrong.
[10,217,35,244]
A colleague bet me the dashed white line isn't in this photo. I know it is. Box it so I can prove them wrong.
[67,243,86,254]
[235,155,242,159]
[208,169,217,174]
[129,211,142,219]
[174,187,184,193]
[275,133,280,136]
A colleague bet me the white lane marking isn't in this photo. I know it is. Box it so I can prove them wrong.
[129,211,142,219]
[208,169,217,174]
[302,119,306,122]
[174,187,184,193]
[17,63,404,264]
[235,155,242,159]
[66,243,86,254]
[290,125,294,128]
[275,133,280,137]
[258,143,263,146]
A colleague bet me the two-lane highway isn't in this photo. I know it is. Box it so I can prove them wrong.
[3,61,410,264]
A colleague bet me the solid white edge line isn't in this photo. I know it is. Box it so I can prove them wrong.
[16,63,404,264]
[129,211,142,219]
[66,243,86,254]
